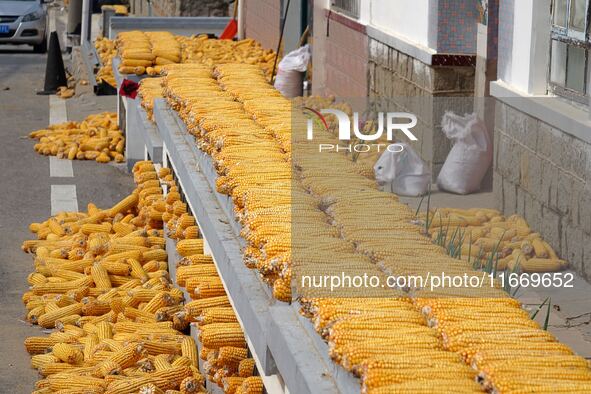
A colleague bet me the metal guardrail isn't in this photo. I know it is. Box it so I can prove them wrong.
[108,16,231,39]
[152,98,360,394]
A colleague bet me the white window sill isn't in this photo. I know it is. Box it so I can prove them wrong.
[490,80,591,144]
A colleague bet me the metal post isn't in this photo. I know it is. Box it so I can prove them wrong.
[80,0,90,44]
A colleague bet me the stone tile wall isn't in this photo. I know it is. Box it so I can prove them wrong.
[494,101,591,281]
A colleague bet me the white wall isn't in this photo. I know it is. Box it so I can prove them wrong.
[369,0,435,50]
[498,0,551,95]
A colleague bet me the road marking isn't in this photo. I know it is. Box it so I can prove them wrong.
[49,95,67,124]
[51,185,78,215]
[48,91,74,177]
[49,157,74,177]
[48,7,55,33]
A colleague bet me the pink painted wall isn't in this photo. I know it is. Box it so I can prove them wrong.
[243,0,281,50]
[312,8,368,98]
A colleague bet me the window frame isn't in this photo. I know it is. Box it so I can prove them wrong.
[330,0,360,19]
[548,0,591,104]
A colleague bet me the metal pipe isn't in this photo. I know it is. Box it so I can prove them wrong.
[271,0,292,83]
[80,0,90,44]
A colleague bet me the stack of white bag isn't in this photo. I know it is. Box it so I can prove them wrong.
[274,45,310,98]
[374,143,431,197]
[437,111,492,194]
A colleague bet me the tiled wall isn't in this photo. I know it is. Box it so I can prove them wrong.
[368,38,476,178]
[311,11,368,98]
[494,101,591,281]
[243,0,282,50]
[436,0,481,54]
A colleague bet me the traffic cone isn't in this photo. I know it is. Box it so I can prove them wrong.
[37,31,67,95]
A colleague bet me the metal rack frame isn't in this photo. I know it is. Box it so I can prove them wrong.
[152,98,359,394]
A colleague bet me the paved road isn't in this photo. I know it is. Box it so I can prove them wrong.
[0,44,133,392]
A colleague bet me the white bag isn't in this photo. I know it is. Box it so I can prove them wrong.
[374,143,431,197]
[274,45,310,98]
[437,111,492,194]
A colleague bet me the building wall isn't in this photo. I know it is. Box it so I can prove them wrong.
[369,0,434,49]
[435,0,480,53]
[311,11,368,98]
[493,101,591,281]
[243,0,281,50]
[368,37,476,177]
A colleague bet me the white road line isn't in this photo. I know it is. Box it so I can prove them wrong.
[48,88,74,177]
[51,185,78,215]
[48,7,55,33]
[49,157,74,177]
[49,95,67,124]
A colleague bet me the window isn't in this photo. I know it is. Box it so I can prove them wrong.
[331,0,360,19]
[549,0,590,103]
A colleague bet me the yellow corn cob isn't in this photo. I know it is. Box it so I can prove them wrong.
[52,343,84,364]
[46,375,106,391]
[176,239,204,257]
[223,377,246,394]
[179,376,203,394]
[153,354,174,371]
[83,333,99,360]
[48,218,65,236]
[183,226,199,239]
[195,307,238,326]
[104,342,145,369]
[39,362,76,376]
[109,193,139,217]
[176,265,219,287]
[81,222,112,235]
[129,258,150,282]
[237,376,264,394]
[216,346,248,366]
[143,340,182,356]
[142,291,173,314]
[143,260,168,272]
[113,221,135,236]
[90,263,112,289]
[184,296,231,319]
[519,257,568,272]
[180,336,199,367]
[238,358,255,378]
[100,260,131,276]
[38,303,83,328]
[31,353,60,369]
[139,383,165,394]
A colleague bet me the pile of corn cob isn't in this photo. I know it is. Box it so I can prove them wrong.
[420,208,568,273]
[160,172,264,394]
[179,36,276,80]
[101,4,128,15]
[116,31,156,75]
[95,37,117,87]
[29,112,124,163]
[159,63,591,393]
[116,31,183,75]
[107,30,277,79]
[22,161,210,394]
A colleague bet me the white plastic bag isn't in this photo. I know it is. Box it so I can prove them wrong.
[436,111,492,194]
[374,143,431,197]
[274,45,310,98]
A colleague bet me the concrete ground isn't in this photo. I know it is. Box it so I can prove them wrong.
[0,9,132,393]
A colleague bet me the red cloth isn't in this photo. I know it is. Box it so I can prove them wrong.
[220,20,238,40]
[120,79,139,99]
